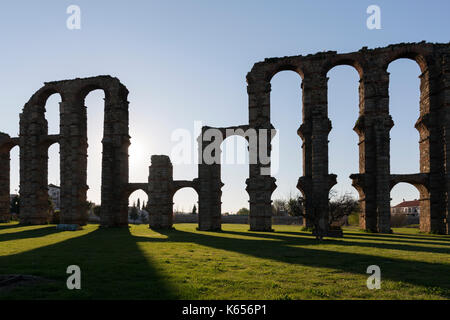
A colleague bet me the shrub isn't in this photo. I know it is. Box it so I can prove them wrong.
[51,210,61,224]
[236,208,250,216]
[390,213,408,227]
[347,212,359,226]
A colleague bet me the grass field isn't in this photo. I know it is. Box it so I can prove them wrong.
[0,222,449,300]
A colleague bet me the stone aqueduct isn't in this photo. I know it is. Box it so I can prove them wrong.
[0,42,449,235]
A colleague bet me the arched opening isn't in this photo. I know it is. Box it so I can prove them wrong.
[173,187,198,215]
[390,182,421,228]
[85,89,106,208]
[327,65,360,225]
[9,145,19,197]
[388,59,422,175]
[269,70,303,216]
[220,135,249,215]
[9,145,19,217]
[128,189,149,224]
[45,93,60,135]
[45,94,61,219]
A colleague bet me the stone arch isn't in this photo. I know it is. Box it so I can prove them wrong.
[389,175,430,230]
[126,183,149,200]
[266,65,304,83]
[19,88,64,224]
[322,55,365,79]
[126,186,149,223]
[383,51,431,75]
[384,50,443,233]
[325,63,362,203]
[18,76,130,226]
[269,69,305,216]
[197,125,253,230]
[172,185,199,214]
[219,133,251,217]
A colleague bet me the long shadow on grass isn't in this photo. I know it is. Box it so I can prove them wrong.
[346,231,450,242]
[0,223,23,231]
[0,226,61,242]
[0,226,178,300]
[278,230,450,247]
[216,230,450,255]
[145,229,450,298]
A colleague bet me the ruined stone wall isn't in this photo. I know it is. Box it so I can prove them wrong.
[17,76,130,227]
[246,42,450,235]
[4,42,449,235]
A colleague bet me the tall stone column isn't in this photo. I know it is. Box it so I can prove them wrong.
[425,60,448,234]
[442,52,450,234]
[59,91,88,225]
[354,69,392,233]
[197,130,223,231]
[148,155,174,229]
[19,103,51,224]
[374,113,394,233]
[247,80,276,231]
[299,73,336,236]
[0,133,11,222]
[100,91,130,227]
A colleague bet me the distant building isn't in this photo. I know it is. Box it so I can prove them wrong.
[391,199,420,216]
[48,184,60,210]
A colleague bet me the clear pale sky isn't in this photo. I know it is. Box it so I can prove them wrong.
[1,1,449,213]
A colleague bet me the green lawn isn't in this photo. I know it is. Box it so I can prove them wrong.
[0,222,449,300]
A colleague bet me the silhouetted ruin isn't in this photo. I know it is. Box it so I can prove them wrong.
[1,42,449,236]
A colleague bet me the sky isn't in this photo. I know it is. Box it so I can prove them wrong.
[0,0,449,213]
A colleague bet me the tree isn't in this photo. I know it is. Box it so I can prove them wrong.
[140,212,149,224]
[286,195,304,217]
[329,191,360,225]
[137,198,141,210]
[129,206,139,221]
[272,199,288,216]
[10,195,20,215]
[192,205,197,215]
[236,207,250,216]
[93,205,101,217]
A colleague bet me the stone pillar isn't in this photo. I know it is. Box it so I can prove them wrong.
[299,73,336,236]
[247,80,276,231]
[0,133,11,222]
[425,59,448,234]
[19,103,51,224]
[148,155,174,229]
[297,119,313,229]
[374,113,394,233]
[442,52,450,234]
[59,92,88,225]
[100,89,130,227]
[197,130,223,231]
[355,68,392,233]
